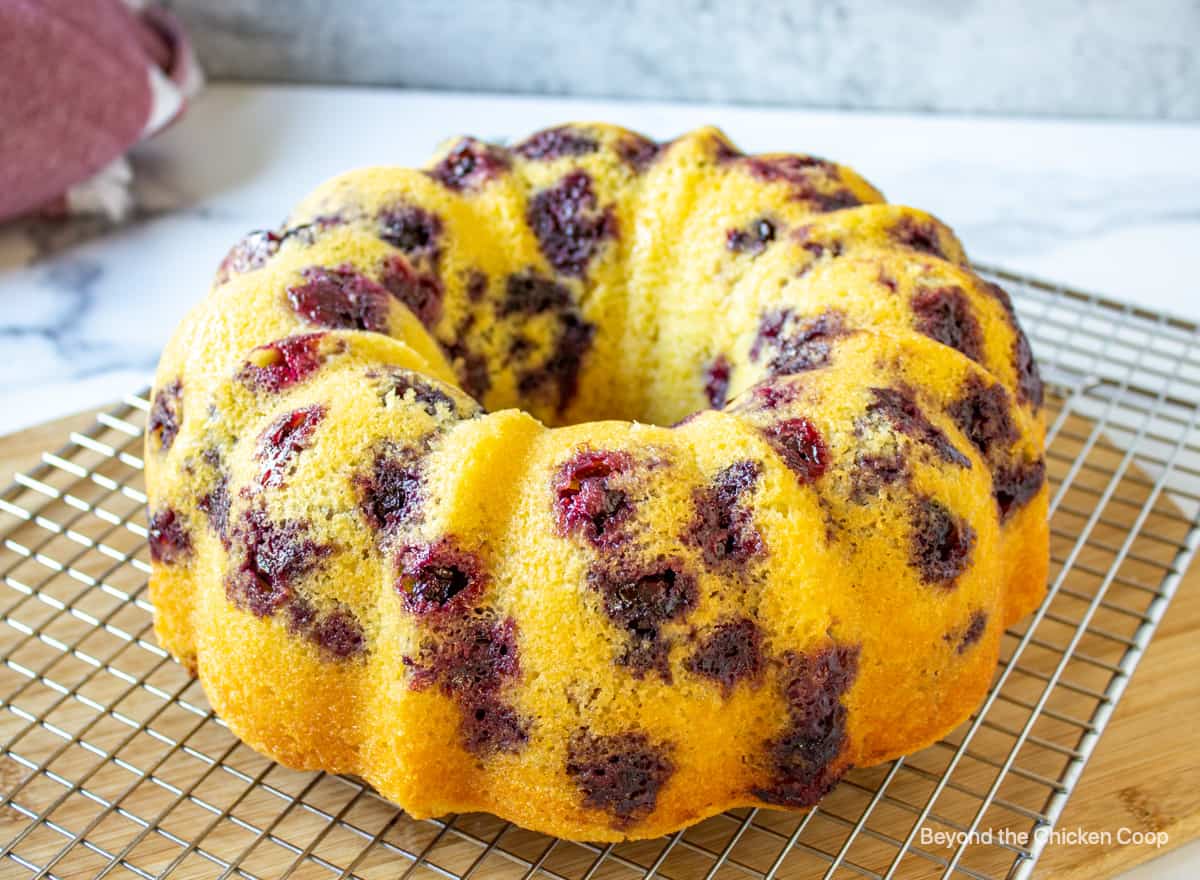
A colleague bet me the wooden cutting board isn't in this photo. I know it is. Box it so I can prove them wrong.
[1,407,1198,879]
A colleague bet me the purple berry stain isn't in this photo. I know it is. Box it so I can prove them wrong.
[566,729,674,824]
[378,205,442,260]
[751,308,846,376]
[287,266,391,333]
[761,417,829,484]
[754,643,860,806]
[892,216,948,260]
[237,334,327,393]
[428,138,511,191]
[911,285,984,363]
[685,617,764,694]
[287,597,367,661]
[380,256,444,329]
[704,354,732,409]
[993,458,1046,521]
[406,615,529,756]
[254,404,326,488]
[395,538,485,616]
[686,460,764,570]
[616,133,661,171]
[148,507,191,564]
[554,449,634,547]
[910,497,976,587]
[514,125,599,160]
[588,559,697,680]
[949,377,1018,458]
[225,509,331,617]
[741,155,860,211]
[527,170,617,278]
[867,386,970,468]
[359,450,422,533]
[727,218,776,255]
[149,379,183,453]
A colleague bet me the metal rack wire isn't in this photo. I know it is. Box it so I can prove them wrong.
[2,266,1199,880]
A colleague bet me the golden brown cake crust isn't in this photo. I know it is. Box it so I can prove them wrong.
[144,124,1048,841]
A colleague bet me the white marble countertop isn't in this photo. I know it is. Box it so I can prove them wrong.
[0,83,1197,876]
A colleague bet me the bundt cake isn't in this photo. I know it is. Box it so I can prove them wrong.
[145,123,1049,841]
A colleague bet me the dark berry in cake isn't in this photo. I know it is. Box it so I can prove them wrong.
[147,507,191,564]
[616,133,661,171]
[517,312,596,413]
[254,405,326,488]
[949,377,1018,458]
[687,460,764,570]
[378,205,442,260]
[217,218,343,283]
[148,379,183,453]
[283,596,366,660]
[237,334,326,393]
[313,606,367,659]
[566,729,674,823]
[793,225,844,262]
[850,451,908,502]
[738,380,800,411]
[198,472,231,547]
[742,155,861,211]
[420,616,519,695]
[405,615,528,755]
[755,644,859,807]
[554,449,634,547]
[909,497,976,587]
[978,281,1043,409]
[502,274,596,410]
[591,561,697,636]
[982,280,1015,317]
[751,308,846,376]
[465,270,488,302]
[445,338,492,400]
[287,266,391,333]
[761,417,829,484]
[867,386,970,468]
[588,559,697,679]
[461,696,529,755]
[216,229,280,283]
[993,458,1046,521]
[704,354,732,409]
[727,218,776,255]
[226,509,330,617]
[1014,325,1044,409]
[380,256,444,329]
[377,368,461,416]
[527,170,618,278]
[502,271,573,316]
[285,594,317,633]
[892,216,948,260]
[359,451,422,533]
[712,136,744,162]
[685,618,764,694]
[911,285,984,363]
[396,538,486,616]
[515,125,599,160]
[949,610,988,654]
[427,138,511,191]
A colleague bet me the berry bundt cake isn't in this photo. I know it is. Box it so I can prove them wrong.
[145,123,1048,841]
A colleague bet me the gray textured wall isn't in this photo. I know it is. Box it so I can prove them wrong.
[163,0,1200,119]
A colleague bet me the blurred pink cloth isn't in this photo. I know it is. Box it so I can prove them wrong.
[0,0,202,222]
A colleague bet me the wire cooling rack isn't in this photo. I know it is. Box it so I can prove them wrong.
[3,267,1200,880]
